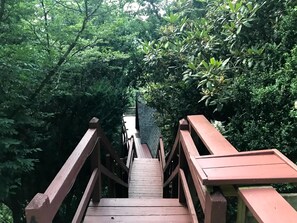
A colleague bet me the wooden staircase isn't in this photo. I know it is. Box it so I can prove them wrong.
[128,158,162,198]
[25,114,297,223]
[83,151,192,222]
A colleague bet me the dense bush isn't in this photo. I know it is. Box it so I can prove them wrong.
[140,0,297,174]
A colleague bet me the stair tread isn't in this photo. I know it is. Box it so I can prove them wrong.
[84,198,192,223]
[90,198,184,207]
[128,157,163,198]
[86,206,189,216]
[84,215,192,223]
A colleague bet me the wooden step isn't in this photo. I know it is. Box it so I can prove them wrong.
[128,158,163,198]
[83,198,192,223]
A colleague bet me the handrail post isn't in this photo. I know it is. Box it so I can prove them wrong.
[179,119,189,204]
[204,192,227,223]
[89,117,101,203]
[25,193,51,223]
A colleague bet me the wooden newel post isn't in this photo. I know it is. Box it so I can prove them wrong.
[25,193,51,223]
[89,117,101,203]
[205,191,227,223]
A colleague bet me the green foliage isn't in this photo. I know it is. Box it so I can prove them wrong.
[0,203,13,223]
[140,0,297,186]
[0,0,162,221]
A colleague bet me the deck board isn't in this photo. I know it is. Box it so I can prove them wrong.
[84,198,192,223]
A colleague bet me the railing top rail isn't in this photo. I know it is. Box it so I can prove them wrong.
[126,136,135,169]
[26,117,129,223]
[187,115,238,155]
[45,128,97,203]
[26,120,99,223]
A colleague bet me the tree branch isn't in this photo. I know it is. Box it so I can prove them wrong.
[40,0,51,54]
[55,0,82,13]
[11,1,103,117]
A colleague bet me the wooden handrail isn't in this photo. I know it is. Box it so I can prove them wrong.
[101,164,128,188]
[156,137,166,171]
[25,122,98,223]
[72,168,99,223]
[126,136,135,169]
[179,168,199,223]
[187,115,238,155]
[162,117,227,223]
[180,130,207,210]
[163,164,179,188]
[25,117,128,223]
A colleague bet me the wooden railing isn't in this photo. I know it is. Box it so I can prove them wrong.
[25,117,129,223]
[26,114,297,223]
[158,115,297,223]
[126,136,136,169]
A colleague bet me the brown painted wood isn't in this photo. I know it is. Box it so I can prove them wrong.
[197,153,282,168]
[90,138,100,202]
[84,198,192,222]
[204,192,227,223]
[25,193,51,223]
[90,198,184,207]
[126,136,134,168]
[179,127,228,223]
[179,169,199,223]
[128,159,163,198]
[43,128,97,220]
[179,130,207,211]
[72,168,99,223]
[25,118,102,222]
[180,130,200,157]
[239,187,297,223]
[86,206,189,216]
[159,137,166,169]
[84,215,192,223]
[140,144,153,158]
[187,115,238,155]
[192,150,297,185]
[274,149,297,172]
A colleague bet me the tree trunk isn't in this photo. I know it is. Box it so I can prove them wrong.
[0,0,6,22]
